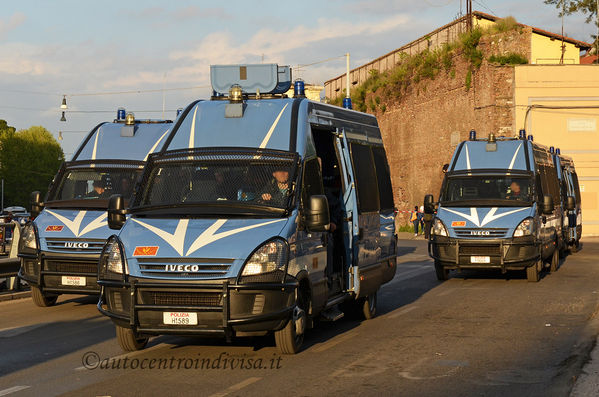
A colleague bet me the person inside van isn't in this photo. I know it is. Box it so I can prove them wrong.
[86,180,106,199]
[119,177,133,199]
[506,181,522,200]
[260,168,290,206]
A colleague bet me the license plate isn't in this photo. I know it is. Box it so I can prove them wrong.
[61,276,86,286]
[163,312,198,325]
[470,256,490,264]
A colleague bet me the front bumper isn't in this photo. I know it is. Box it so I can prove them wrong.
[18,251,100,295]
[429,235,540,272]
[97,277,297,339]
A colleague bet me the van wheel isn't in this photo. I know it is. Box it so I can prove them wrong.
[31,286,58,307]
[116,325,148,351]
[549,247,559,273]
[361,291,377,320]
[434,261,449,281]
[275,306,305,354]
[526,260,541,282]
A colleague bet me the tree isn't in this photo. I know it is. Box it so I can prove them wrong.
[0,124,64,208]
[545,0,599,56]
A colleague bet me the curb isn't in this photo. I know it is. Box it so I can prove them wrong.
[0,290,31,302]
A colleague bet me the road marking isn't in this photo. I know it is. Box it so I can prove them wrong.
[0,324,47,338]
[312,332,357,353]
[208,377,262,397]
[388,305,419,319]
[0,386,30,396]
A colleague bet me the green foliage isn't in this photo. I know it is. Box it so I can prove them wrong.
[381,104,387,113]
[544,0,598,24]
[0,123,64,207]
[397,224,416,233]
[488,53,528,65]
[490,16,520,33]
[460,28,484,69]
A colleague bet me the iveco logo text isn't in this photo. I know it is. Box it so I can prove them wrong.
[166,264,201,272]
[470,231,490,236]
[64,242,89,248]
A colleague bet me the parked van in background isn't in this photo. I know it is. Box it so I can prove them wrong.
[552,149,582,253]
[18,111,173,307]
[427,130,564,282]
[97,64,396,354]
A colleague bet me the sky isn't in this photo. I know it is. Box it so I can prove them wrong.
[0,0,597,158]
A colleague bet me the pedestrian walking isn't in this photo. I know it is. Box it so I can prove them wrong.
[410,206,419,236]
[418,206,425,234]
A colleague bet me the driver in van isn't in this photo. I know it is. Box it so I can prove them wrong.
[86,180,107,198]
[506,181,522,200]
[260,168,290,206]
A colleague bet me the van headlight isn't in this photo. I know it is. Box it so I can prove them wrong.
[513,218,535,237]
[98,236,128,281]
[431,218,448,237]
[19,223,38,253]
[240,238,289,278]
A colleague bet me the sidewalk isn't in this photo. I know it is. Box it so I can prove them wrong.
[397,231,429,240]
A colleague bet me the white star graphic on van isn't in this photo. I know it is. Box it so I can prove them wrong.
[443,207,528,227]
[131,218,286,257]
[45,210,108,237]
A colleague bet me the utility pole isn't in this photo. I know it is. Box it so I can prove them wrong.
[560,0,566,64]
[346,53,350,100]
[466,0,472,32]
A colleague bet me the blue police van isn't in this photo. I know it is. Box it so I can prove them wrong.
[552,149,582,253]
[426,130,563,282]
[97,64,396,353]
[18,111,173,307]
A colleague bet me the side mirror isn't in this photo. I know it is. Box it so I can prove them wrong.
[304,195,330,232]
[30,191,44,218]
[542,195,554,215]
[424,194,435,214]
[566,196,576,211]
[108,194,127,230]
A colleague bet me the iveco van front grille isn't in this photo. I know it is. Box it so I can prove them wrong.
[45,238,106,254]
[45,260,98,274]
[137,257,234,279]
[144,291,222,307]
[459,245,501,255]
[454,228,508,238]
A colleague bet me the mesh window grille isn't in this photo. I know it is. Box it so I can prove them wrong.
[133,148,299,212]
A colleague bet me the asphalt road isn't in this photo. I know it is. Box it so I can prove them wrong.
[1,238,598,397]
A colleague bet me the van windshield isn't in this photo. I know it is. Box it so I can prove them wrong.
[440,175,533,206]
[132,148,298,216]
[46,165,143,208]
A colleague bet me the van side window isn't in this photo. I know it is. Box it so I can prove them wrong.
[571,171,581,204]
[301,158,324,206]
[350,142,380,213]
[372,146,394,210]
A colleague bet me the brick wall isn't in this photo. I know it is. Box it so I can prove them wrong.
[373,30,530,225]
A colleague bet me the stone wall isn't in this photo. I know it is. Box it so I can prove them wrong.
[372,29,531,224]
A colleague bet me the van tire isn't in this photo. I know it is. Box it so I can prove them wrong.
[550,247,559,273]
[526,260,540,282]
[434,261,449,281]
[31,286,58,307]
[116,325,148,351]
[361,291,377,320]
[275,308,305,354]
